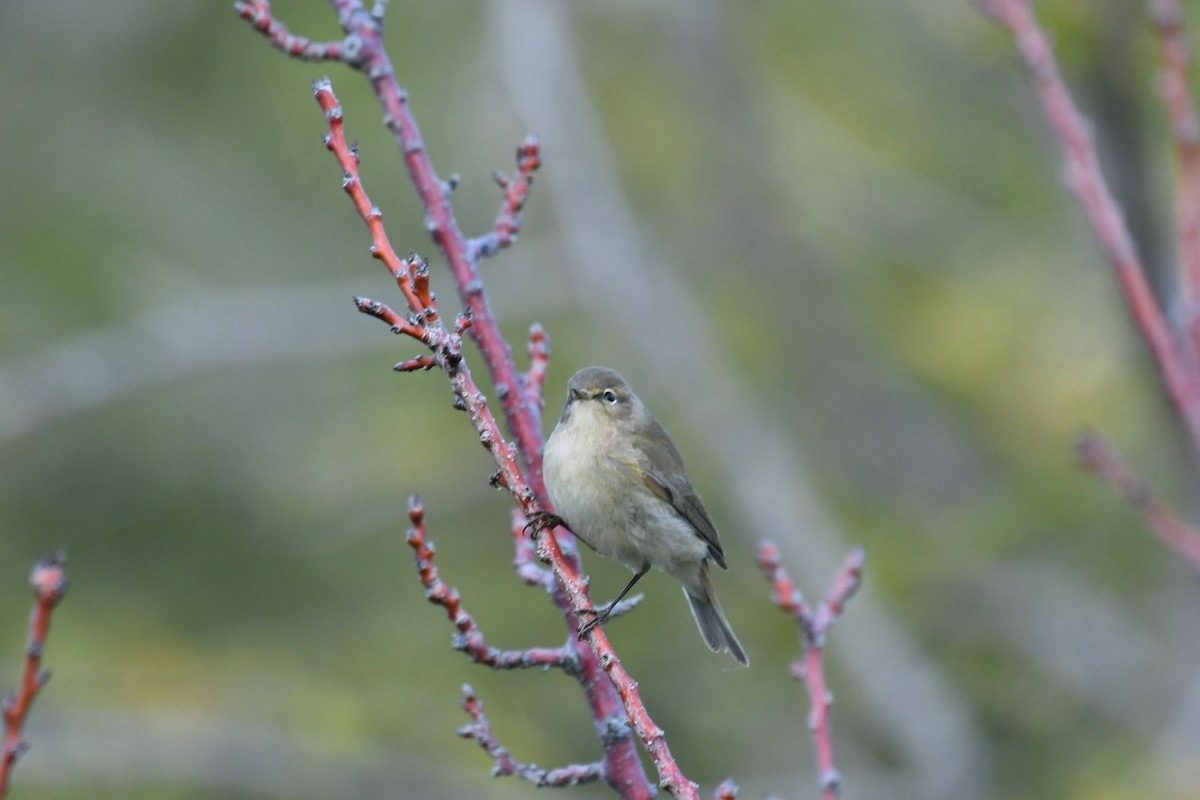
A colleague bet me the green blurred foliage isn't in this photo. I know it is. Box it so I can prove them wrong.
[1,1,1199,798]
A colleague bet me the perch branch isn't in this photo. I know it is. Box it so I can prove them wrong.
[1,556,68,799]
[511,508,554,590]
[758,542,865,800]
[1076,430,1200,573]
[979,0,1200,449]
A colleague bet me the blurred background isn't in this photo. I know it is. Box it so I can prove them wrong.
[2,1,1198,798]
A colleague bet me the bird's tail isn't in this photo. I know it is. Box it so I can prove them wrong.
[682,560,749,666]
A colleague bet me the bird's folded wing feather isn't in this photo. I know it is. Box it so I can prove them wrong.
[622,420,727,569]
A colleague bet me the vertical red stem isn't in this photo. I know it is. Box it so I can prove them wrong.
[1,559,67,798]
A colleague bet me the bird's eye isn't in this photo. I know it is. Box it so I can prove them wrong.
[602,389,618,404]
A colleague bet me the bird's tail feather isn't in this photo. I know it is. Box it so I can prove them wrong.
[684,561,749,666]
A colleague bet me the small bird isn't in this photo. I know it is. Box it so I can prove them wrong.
[538,366,748,666]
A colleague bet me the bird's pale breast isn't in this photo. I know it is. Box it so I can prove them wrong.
[543,409,708,572]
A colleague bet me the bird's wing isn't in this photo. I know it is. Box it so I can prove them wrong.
[635,419,727,569]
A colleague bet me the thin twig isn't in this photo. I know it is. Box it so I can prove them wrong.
[471,135,543,259]
[458,684,605,786]
[523,323,550,412]
[1,557,68,798]
[235,1,348,62]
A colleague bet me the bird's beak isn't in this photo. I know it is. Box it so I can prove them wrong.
[568,387,585,403]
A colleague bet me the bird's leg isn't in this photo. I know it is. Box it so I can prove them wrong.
[523,509,566,540]
[577,565,649,639]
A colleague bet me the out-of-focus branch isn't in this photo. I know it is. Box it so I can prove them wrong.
[1,557,69,799]
[981,0,1200,579]
[758,542,864,800]
[458,684,605,787]
[979,0,1200,450]
[1151,0,1200,338]
[1076,430,1200,573]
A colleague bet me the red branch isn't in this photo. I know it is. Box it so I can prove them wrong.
[459,684,605,786]
[979,0,1200,449]
[1076,430,1200,573]
[1152,0,1200,335]
[758,542,864,800]
[407,497,581,672]
[1,557,68,799]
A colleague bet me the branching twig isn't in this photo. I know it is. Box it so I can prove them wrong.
[314,79,525,503]
[407,497,582,673]
[471,136,543,260]
[979,0,1200,449]
[1076,430,1200,572]
[320,0,558,502]
[758,542,864,800]
[1,556,68,799]
[458,684,605,786]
